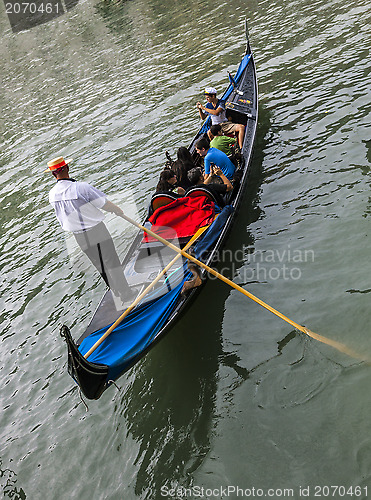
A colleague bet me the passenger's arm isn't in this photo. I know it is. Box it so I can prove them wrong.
[198,104,223,116]
[196,102,207,120]
[204,164,217,185]
[213,167,233,192]
[203,157,211,178]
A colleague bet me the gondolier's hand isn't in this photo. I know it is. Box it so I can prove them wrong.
[102,200,125,218]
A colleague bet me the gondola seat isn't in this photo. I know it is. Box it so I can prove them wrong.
[185,186,218,204]
[150,192,179,214]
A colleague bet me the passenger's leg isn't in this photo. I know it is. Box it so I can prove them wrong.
[235,124,245,149]
[221,122,244,148]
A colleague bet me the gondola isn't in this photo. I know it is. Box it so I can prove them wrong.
[60,22,258,400]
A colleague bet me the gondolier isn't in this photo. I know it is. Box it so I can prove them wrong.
[46,156,132,306]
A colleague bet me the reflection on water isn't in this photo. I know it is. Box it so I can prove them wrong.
[118,295,221,499]
[0,458,26,500]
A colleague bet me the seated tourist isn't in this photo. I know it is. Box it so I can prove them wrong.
[186,166,232,207]
[196,87,245,148]
[173,146,195,171]
[195,137,235,181]
[209,124,237,156]
[156,169,185,195]
[171,147,194,190]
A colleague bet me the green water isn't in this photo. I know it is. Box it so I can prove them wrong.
[1,0,371,498]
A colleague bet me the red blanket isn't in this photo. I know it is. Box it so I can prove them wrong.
[143,195,215,242]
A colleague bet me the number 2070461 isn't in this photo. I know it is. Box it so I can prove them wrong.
[5,2,60,14]
[313,485,368,497]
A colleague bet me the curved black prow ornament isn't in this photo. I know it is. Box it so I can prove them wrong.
[60,325,109,400]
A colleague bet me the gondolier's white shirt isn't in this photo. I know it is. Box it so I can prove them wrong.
[49,180,107,233]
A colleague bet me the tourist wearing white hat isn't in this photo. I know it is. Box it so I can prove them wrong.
[196,87,245,148]
[46,156,133,308]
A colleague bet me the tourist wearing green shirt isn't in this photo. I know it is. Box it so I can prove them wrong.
[209,124,237,156]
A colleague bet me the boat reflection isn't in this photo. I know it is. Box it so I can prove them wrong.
[114,281,224,497]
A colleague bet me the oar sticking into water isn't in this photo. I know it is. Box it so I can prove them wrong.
[114,212,368,364]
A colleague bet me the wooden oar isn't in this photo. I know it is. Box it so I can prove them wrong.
[115,212,367,362]
[84,225,209,359]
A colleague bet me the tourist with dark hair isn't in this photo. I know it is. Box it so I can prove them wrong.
[171,147,194,190]
[156,169,185,195]
[172,161,192,190]
[187,167,204,187]
[156,169,177,192]
[175,147,195,170]
[186,165,232,207]
[195,137,235,181]
[209,124,237,156]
